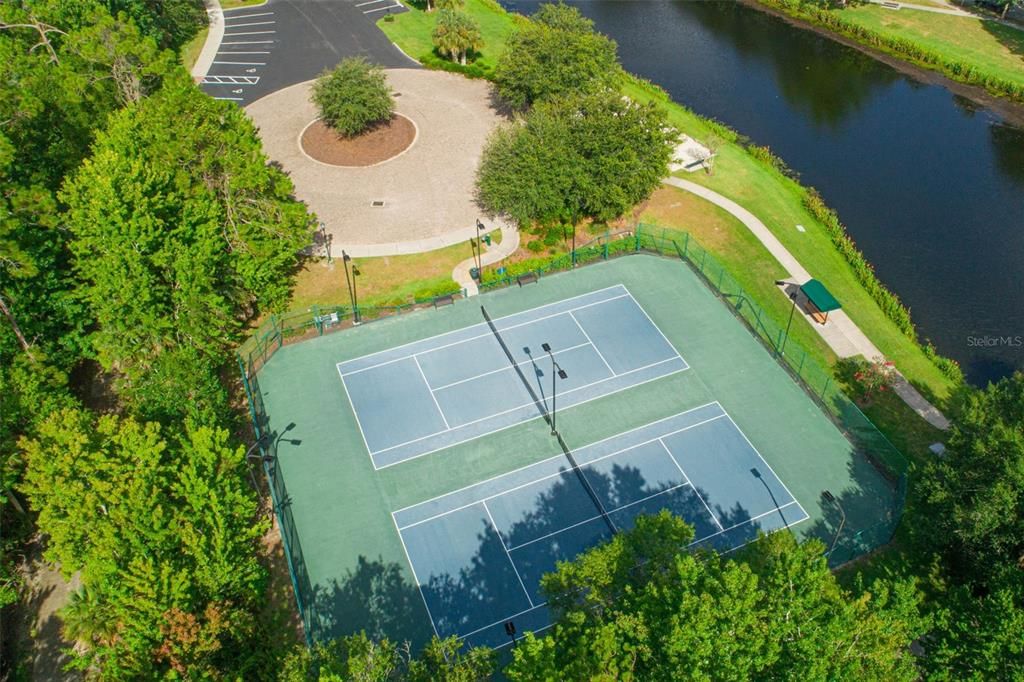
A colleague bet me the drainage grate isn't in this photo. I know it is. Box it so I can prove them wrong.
[370,200,386,207]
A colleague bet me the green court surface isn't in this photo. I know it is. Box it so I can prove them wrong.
[254,254,898,647]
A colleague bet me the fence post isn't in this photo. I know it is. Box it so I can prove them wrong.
[699,250,706,273]
[273,315,282,349]
[820,376,831,399]
[683,232,690,258]
[797,351,806,379]
[716,266,725,292]
[311,305,322,335]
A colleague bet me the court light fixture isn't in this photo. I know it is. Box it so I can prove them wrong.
[821,490,847,559]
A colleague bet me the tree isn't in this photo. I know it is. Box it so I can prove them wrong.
[477,90,678,227]
[494,16,620,109]
[506,511,924,681]
[61,72,312,420]
[278,633,494,681]
[434,0,464,9]
[924,570,1024,680]
[532,1,594,34]
[432,10,483,66]
[918,372,1024,584]
[20,409,268,677]
[103,0,207,50]
[312,57,395,137]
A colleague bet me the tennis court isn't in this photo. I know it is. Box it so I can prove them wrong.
[338,285,688,469]
[250,255,902,648]
[393,402,807,648]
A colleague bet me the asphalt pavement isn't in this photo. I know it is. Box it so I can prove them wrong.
[201,0,419,106]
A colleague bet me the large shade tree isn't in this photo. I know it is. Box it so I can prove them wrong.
[506,512,924,680]
[21,409,268,677]
[477,90,677,227]
[494,9,620,109]
[61,73,312,421]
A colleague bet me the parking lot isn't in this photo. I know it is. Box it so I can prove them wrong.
[201,0,417,106]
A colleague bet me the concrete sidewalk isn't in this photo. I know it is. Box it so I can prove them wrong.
[663,176,949,430]
[452,223,521,296]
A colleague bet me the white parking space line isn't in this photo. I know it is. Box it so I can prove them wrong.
[214,60,266,65]
[216,51,271,54]
[222,21,276,28]
[214,97,245,101]
[202,75,260,85]
[221,40,275,44]
[356,0,388,6]
[223,31,277,36]
[223,11,274,19]
[363,4,402,12]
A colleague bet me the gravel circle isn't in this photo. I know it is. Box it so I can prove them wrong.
[300,114,416,167]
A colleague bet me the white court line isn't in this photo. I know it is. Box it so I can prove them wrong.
[364,4,401,12]
[213,61,266,65]
[337,284,627,375]
[414,356,451,430]
[658,440,691,486]
[456,601,548,642]
[339,291,631,378]
[620,284,686,361]
[482,501,534,608]
[337,361,374,460]
[568,311,615,377]
[722,413,809,523]
[506,481,691,553]
[391,402,719,516]
[657,438,722,530]
[223,11,274,18]
[371,356,685,462]
[690,501,802,548]
[390,513,441,640]
[222,20,275,28]
[429,341,590,393]
[395,412,727,530]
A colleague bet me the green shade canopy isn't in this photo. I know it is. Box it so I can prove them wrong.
[800,279,841,313]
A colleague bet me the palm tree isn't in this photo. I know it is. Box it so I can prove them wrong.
[431,10,483,66]
[61,584,116,648]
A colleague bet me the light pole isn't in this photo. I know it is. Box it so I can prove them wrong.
[474,219,486,280]
[541,342,568,436]
[503,620,517,648]
[244,433,271,495]
[342,250,360,324]
[779,290,799,357]
[822,490,847,558]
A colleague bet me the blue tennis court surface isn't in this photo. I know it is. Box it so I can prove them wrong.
[338,285,688,469]
[392,402,809,649]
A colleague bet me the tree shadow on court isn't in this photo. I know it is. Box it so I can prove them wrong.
[416,460,764,643]
[311,555,435,649]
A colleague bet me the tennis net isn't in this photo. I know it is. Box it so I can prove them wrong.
[480,305,618,537]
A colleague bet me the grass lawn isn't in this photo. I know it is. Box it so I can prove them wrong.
[180,24,209,72]
[286,230,500,310]
[620,78,957,408]
[834,5,1024,90]
[636,186,838,372]
[378,0,520,70]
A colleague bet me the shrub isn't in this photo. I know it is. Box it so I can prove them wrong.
[311,57,394,137]
[432,9,483,66]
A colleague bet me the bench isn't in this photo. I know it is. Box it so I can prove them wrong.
[517,272,539,287]
[433,294,455,308]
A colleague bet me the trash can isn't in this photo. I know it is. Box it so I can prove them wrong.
[470,267,480,281]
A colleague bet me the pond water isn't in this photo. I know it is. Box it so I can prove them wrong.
[509,0,1024,386]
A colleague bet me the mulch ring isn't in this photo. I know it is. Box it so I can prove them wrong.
[300,114,416,167]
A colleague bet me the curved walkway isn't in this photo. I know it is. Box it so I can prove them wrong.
[452,223,521,296]
[663,176,950,430]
